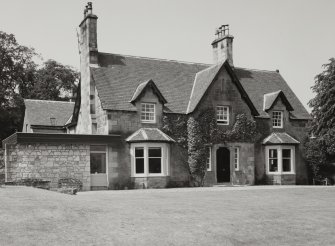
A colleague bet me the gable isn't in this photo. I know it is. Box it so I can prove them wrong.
[263,90,293,112]
[186,60,258,115]
[129,80,167,105]
[24,99,75,127]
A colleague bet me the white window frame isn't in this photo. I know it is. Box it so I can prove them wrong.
[130,143,169,177]
[265,145,295,174]
[216,106,229,125]
[206,147,212,171]
[234,147,240,171]
[141,103,156,123]
[272,111,283,128]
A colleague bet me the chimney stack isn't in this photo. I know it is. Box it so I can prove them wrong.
[211,24,234,66]
[79,2,98,66]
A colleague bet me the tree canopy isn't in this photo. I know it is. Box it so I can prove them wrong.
[0,30,79,143]
[305,58,335,179]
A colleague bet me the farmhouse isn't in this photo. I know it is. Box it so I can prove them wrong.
[2,3,310,190]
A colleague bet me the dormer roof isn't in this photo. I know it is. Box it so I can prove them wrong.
[263,90,294,112]
[129,79,167,105]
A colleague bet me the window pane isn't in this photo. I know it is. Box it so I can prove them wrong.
[135,147,144,157]
[282,149,291,158]
[135,158,144,174]
[90,153,106,174]
[269,149,277,158]
[149,158,161,173]
[283,159,291,172]
[269,159,278,172]
[149,148,161,157]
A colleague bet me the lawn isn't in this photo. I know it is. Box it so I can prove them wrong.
[0,186,334,246]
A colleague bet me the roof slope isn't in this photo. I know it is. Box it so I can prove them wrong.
[126,128,175,143]
[92,53,208,113]
[92,52,309,119]
[262,132,300,145]
[24,99,74,126]
[235,68,310,119]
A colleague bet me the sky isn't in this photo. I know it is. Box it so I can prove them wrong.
[1,0,335,111]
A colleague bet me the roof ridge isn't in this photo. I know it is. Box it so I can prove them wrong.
[24,99,74,104]
[99,52,211,67]
[235,67,278,73]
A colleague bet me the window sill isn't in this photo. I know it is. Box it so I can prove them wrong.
[267,172,295,175]
[217,122,229,126]
[141,121,156,124]
[132,174,167,178]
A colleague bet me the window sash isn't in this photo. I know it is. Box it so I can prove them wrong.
[90,146,107,174]
[141,103,155,123]
[216,106,229,125]
[135,147,145,174]
[272,111,283,128]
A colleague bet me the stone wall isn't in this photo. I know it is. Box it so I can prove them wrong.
[5,143,91,190]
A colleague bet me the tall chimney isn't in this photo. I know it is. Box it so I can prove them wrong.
[211,25,234,66]
[79,2,98,66]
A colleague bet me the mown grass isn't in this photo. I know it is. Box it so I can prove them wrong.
[0,186,334,246]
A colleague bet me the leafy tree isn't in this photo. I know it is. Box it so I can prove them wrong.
[0,30,79,144]
[305,58,335,180]
[29,59,79,101]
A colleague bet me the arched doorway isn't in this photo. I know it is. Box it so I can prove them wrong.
[216,147,230,183]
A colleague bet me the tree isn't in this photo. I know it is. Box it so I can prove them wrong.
[0,30,79,144]
[305,58,335,179]
[29,60,79,101]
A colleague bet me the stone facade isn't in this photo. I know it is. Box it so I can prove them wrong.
[5,143,91,190]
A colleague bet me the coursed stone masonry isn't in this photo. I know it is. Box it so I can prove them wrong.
[5,143,91,190]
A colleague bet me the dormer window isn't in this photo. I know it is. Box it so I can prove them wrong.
[216,106,229,125]
[141,103,155,123]
[272,111,283,128]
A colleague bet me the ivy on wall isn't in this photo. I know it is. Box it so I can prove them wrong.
[162,108,260,186]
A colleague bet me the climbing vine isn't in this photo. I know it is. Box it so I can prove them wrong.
[162,108,261,187]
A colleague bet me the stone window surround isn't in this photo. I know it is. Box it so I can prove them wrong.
[216,105,229,125]
[234,147,240,171]
[272,110,283,128]
[206,147,212,171]
[141,103,156,123]
[130,142,170,178]
[265,145,295,175]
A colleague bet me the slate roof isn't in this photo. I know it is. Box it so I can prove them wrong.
[126,128,175,143]
[92,53,208,113]
[92,52,310,119]
[262,132,300,145]
[263,90,293,111]
[236,68,309,119]
[24,99,74,126]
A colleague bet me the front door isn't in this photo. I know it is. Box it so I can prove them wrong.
[216,147,230,183]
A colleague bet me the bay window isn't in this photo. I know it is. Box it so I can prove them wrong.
[131,143,169,177]
[266,146,295,174]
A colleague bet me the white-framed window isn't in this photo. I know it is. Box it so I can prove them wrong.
[216,106,229,125]
[265,145,295,174]
[141,103,155,123]
[131,143,169,177]
[272,111,283,128]
[90,145,107,174]
[234,147,239,171]
[206,147,212,171]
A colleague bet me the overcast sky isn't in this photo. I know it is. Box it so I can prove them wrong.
[1,0,335,111]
